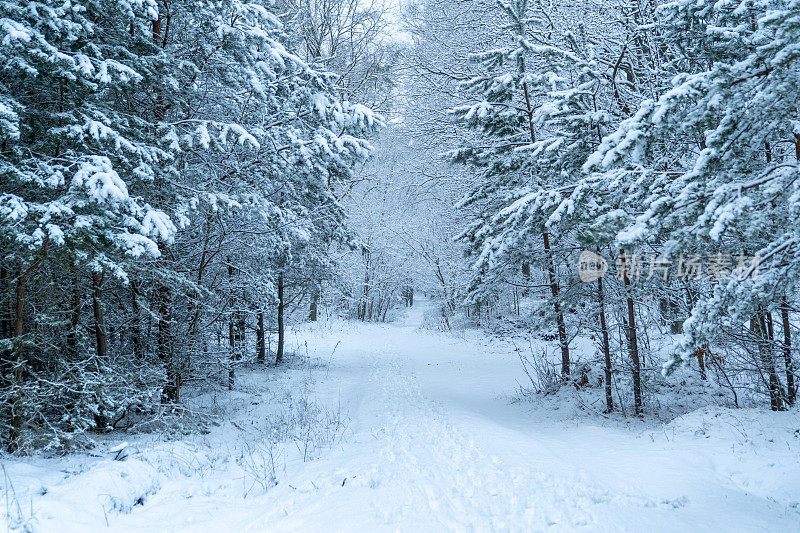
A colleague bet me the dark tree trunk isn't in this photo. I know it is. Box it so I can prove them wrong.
[597,274,613,413]
[276,273,285,365]
[0,258,10,377]
[185,217,213,370]
[158,282,179,403]
[151,17,178,402]
[543,232,570,378]
[520,56,567,372]
[8,245,46,451]
[234,312,245,378]
[359,250,370,321]
[8,274,26,451]
[227,262,244,389]
[795,132,800,162]
[402,286,414,307]
[257,310,265,364]
[66,262,81,355]
[309,289,318,321]
[228,314,235,389]
[753,311,782,411]
[130,280,144,359]
[91,270,107,358]
[0,261,10,340]
[620,249,643,416]
[781,300,795,405]
[228,262,234,388]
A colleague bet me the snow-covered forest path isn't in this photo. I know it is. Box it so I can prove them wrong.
[6,300,800,532]
[236,301,797,532]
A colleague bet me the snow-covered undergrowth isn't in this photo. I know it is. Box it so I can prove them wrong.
[2,303,800,531]
[0,351,347,532]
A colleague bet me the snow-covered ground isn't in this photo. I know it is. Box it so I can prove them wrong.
[3,299,800,531]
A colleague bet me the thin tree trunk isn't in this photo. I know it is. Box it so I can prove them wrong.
[795,132,800,162]
[765,312,785,407]
[130,280,144,359]
[228,314,235,389]
[276,272,284,365]
[8,243,47,451]
[237,313,246,358]
[597,274,613,413]
[9,273,26,451]
[232,307,246,385]
[91,270,107,358]
[8,277,27,449]
[309,288,318,321]
[257,310,265,364]
[697,346,707,381]
[66,262,81,355]
[360,251,370,322]
[519,55,569,378]
[0,259,10,341]
[0,257,11,375]
[226,261,246,389]
[781,300,795,405]
[186,221,213,368]
[152,12,178,402]
[228,262,236,389]
[158,281,178,403]
[543,232,570,378]
[620,249,643,416]
[753,311,782,411]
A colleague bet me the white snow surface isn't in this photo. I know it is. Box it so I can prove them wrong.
[3,299,800,532]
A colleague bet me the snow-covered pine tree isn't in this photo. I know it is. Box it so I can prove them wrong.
[0,0,179,449]
[451,0,633,380]
[450,0,578,377]
[125,0,380,389]
[0,0,380,449]
[586,0,800,409]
